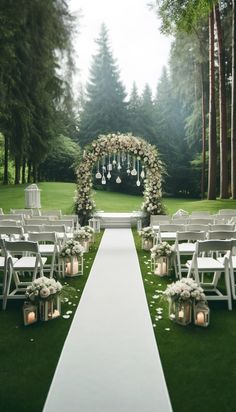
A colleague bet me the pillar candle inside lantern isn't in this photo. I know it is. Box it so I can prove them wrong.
[66,259,78,275]
[196,311,205,325]
[155,261,167,276]
[27,311,36,323]
[178,309,184,319]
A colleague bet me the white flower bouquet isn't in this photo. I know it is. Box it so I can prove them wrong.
[60,239,84,258]
[151,242,174,259]
[25,276,63,302]
[83,225,95,235]
[74,229,91,242]
[139,226,155,240]
[164,278,206,303]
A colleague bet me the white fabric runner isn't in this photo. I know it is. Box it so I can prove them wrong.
[43,229,172,412]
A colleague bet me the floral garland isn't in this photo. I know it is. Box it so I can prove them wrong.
[75,133,165,224]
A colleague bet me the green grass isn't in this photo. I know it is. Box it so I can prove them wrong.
[133,230,236,412]
[0,232,103,412]
[1,182,236,214]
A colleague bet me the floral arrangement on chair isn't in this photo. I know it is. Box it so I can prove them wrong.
[150,241,174,259]
[60,239,84,258]
[164,278,206,303]
[138,226,155,239]
[25,276,63,302]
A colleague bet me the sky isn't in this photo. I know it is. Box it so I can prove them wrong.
[68,0,172,96]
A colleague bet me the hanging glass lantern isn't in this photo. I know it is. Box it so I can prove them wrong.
[131,156,137,175]
[117,152,122,170]
[140,165,145,179]
[193,301,210,327]
[101,176,106,185]
[116,176,122,184]
[107,171,111,180]
[95,160,102,179]
[112,153,117,165]
[136,159,140,186]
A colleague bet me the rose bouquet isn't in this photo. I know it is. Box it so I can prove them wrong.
[151,242,175,259]
[138,226,155,240]
[60,239,84,258]
[25,276,63,302]
[164,278,206,303]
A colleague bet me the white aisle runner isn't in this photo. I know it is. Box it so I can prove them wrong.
[43,229,172,412]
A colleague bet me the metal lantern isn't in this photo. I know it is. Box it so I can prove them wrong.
[194,301,210,327]
[152,256,169,276]
[88,218,101,233]
[39,295,61,321]
[168,299,192,326]
[141,238,153,251]
[64,255,84,277]
[23,302,38,326]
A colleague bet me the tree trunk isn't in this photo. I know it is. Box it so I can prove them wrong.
[214,3,229,198]
[232,0,236,198]
[14,156,21,185]
[22,158,26,184]
[200,64,206,200]
[3,135,9,185]
[27,161,32,183]
[32,163,37,183]
[208,11,217,200]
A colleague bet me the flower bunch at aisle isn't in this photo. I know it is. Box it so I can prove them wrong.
[74,228,92,252]
[164,278,208,326]
[25,277,63,322]
[150,241,175,276]
[139,226,155,250]
[60,239,84,276]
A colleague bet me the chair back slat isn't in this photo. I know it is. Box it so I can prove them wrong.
[4,240,39,253]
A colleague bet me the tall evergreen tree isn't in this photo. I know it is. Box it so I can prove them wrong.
[78,24,128,146]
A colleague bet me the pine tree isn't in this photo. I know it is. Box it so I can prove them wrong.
[78,24,128,146]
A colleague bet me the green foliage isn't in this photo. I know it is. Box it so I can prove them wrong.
[39,135,80,182]
[78,24,128,146]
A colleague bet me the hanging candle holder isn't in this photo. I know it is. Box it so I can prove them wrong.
[140,165,145,179]
[121,151,126,164]
[107,171,111,180]
[102,156,106,171]
[117,152,122,170]
[136,158,141,186]
[131,155,137,176]
[95,160,102,179]
[107,154,112,171]
[112,153,117,166]
[127,153,131,175]
[116,176,122,184]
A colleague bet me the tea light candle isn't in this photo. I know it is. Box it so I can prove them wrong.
[52,310,60,318]
[27,311,36,323]
[196,311,205,325]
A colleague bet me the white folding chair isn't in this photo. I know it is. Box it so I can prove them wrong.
[185,224,209,232]
[0,226,24,241]
[188,218,214,225]
[10,209,33,218]
[23,225,43,235]
[158,224,185,243]
[0,220,18,227]
[61,214,79,230]
[47,219,74,233]
[24,217,50,225]
[150,215,171,231]
[28,232,58,278]
[208,231,236,241]
[209,224,235,231]
[3,240,47,309]
[41,210,62,219]
[186,240,232,310]
[0,214,24,225]
[0,239,18,307]
[174,231,206,279]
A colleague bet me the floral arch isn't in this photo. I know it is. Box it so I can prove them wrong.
[75,133,165,225]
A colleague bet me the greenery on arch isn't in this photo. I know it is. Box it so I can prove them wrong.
[75,133,165,224]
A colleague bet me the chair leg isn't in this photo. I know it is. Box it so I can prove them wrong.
[225,266,232,310]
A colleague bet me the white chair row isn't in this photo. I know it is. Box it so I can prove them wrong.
[156,224,236,243]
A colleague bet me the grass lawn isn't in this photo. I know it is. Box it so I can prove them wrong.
[1,182,236,214]
[133,230,236,412]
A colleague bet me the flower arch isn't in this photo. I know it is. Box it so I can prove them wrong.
[75,133,165,225]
